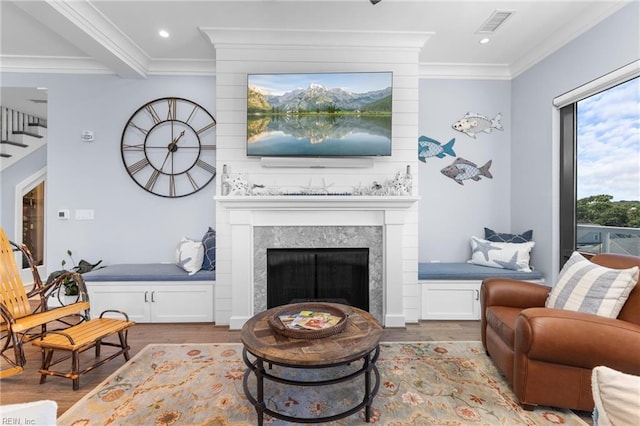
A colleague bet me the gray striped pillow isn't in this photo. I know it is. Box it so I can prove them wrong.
[546,252,639,318]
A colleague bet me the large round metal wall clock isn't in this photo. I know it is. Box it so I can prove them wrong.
[120,97,217,198]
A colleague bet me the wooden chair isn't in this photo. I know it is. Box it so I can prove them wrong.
[0,227,90,378]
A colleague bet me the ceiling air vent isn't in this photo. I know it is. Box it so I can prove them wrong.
[477,10,515,34]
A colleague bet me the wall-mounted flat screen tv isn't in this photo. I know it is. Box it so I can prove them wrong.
[247,71,392,157]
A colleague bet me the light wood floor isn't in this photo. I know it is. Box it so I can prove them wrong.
[0,320,591,423]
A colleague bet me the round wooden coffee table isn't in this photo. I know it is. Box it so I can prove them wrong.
[241,303,383,425]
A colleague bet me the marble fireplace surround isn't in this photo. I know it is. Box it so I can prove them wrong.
[254,226,383,323]
[218,196,418,329]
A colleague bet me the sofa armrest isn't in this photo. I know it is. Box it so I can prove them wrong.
[481,278,550,310]
[480,279,551,350]
[516,307,640,375]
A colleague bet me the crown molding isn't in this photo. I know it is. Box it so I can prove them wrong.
[146,59,216,76]
[419,62,511,80]
[200,27,433,51]
[0,55,112,75]
[0,55,217,77]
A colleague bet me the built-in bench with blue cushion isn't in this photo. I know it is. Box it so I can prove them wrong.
[418,262,543,281]
[83,263,215,323]
[82,263,215,282]
[418,262,545,320]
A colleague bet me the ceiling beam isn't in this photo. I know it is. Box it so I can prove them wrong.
[12,0,149,78]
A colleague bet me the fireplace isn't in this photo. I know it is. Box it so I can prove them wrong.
[216,195,419,329]
[254,225,383,323]
[267,247,369,310]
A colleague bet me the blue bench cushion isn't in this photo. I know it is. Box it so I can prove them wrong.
[418,262,543,281]
[83,263,215,282]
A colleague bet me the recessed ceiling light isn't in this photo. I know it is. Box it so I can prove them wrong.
[159,29,170,38]
[479,38,491,44]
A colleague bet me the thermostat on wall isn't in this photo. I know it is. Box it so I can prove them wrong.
[81,130,94,142]
[57,209,70,220]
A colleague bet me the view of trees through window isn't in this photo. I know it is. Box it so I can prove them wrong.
[576,77,639,256]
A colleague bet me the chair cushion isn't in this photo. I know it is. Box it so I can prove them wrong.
[485,306,521,349]
[546,252,639,318]
[592,366,640,426]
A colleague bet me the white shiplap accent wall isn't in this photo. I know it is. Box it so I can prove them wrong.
[201,28,429,327]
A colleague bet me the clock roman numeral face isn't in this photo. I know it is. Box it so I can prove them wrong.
[121,97,217,198]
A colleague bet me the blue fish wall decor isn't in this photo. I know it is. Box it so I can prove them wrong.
[441,157,492,185]
[418,136,456,162]
[452,112,503,138]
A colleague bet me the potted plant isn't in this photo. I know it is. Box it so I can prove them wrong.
[46,250,102,296]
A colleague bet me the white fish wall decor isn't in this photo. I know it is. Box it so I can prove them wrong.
[452,112,503,139]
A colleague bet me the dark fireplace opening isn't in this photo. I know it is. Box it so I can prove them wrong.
[267,247,369,311]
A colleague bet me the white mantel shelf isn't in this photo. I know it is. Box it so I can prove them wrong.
[215,195,420,210]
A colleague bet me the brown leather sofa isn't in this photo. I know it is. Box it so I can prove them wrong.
[480,253,640,411]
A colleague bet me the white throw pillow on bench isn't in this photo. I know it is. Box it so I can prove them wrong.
[176,237,204,275]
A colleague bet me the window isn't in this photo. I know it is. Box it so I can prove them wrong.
[558,65,640,264]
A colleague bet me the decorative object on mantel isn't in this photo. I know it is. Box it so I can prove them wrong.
[418,135,456,162]
[355,165,412,195]
[441,157,492,185]
[452,112,503,139]
[220,164,230,196]
[227,173,251,195]
[300,179,334,195]
[218,167,414,196]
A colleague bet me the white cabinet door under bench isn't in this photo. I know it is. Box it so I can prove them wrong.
[418,262,545,320]
[421,281,481,320]
[87,281,214,323]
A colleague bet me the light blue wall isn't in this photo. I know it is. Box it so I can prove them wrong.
[0,74,216,270]
[511,2,639,283]
[418,79,512,263]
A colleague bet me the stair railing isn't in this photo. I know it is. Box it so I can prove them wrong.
[0,106,47,158]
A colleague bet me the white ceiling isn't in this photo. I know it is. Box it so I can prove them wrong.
[0,0,633,117]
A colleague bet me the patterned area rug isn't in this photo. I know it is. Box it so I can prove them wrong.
[58,341,588,425]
